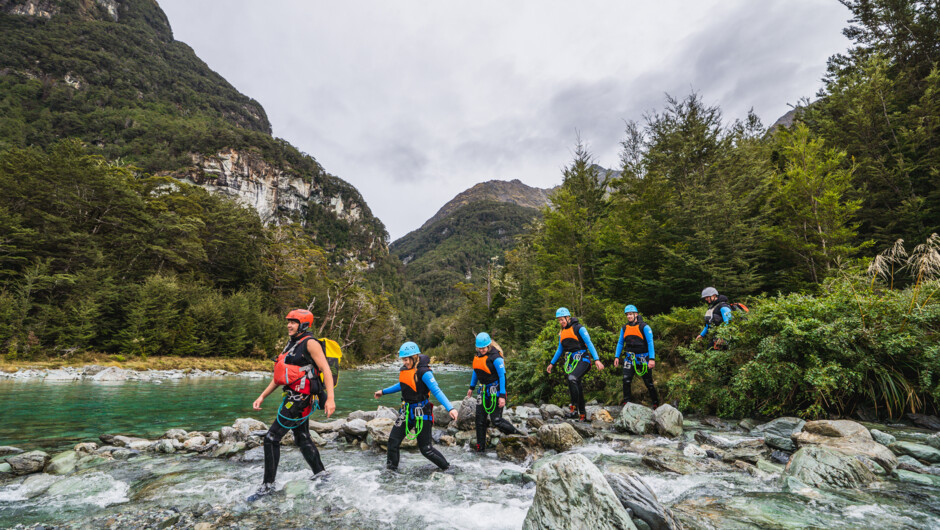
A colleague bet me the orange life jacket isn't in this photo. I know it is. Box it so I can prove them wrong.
[558,319,587,353]
[621,315,649,354]
[273,334,315,394]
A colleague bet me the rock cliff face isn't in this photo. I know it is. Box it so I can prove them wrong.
[420,179,554,230]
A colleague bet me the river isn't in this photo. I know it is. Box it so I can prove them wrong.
[1,368,939,529]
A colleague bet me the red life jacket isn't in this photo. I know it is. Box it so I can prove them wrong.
[273,334,316,394]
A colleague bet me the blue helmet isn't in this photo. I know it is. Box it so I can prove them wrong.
[555,307,571,318]
[475,332,492,348]
[624,305,638,314]
[398,341,421,358]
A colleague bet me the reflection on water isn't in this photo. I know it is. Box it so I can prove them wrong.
[0,368,471,451]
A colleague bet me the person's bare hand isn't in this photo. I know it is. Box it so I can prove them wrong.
[546,364,553,374]
[252,396,264,410]
[449,409,459,421]
[373,390,382,399]
[595,360,605,371]
[498,397,506,408]
[324,398,336,417]
[466,389,473,399]
[613,358,620,368]
[648,360,656,369]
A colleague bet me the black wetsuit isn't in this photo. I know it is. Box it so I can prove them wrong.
[262,333,325,485]
[382,355,450,471]
[471,347,520,450]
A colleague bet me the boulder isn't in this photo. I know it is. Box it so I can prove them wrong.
[7,451,49,475]
[682,444,707,459]
[895,469,940,487]
[152,439,176,454]
[616,403,656,435]
[367,417,416,448]
[0,463,11,475]
[74,442,97,455]
[45,451,78,475]
[889,441,940,464]
[515,406,541,419]
[764,435,797,452]
[869,429,896,447]
[538,423,583,452]
[496,468,533,486]
[341,419,369,440]
[209,441,245,458]
[497,435,543,463]
[455,430,474,446]
[928,433,940,450]
[653,405,683,438]
[182,436,207,451]
[233,418,266,439]
[566,420,597,439]
[906,413,940,431]
[220,427,240,444]
[112,436,152,451]
[783,446,876,489]
[309,419,345,433]
[752,417,805,439]
[433,405,449,427]
[606,472,683,530]
[692,431,735,450]
[375,406,399,421]
[164,429,188,442]
[0,446,24,457]
[91,367,130,381]
[456,398,477,430]
[523,453,636,530]
[347,410,377,422]
[593,409,614,423]
[539,404,566,420]
[792,419,896,472]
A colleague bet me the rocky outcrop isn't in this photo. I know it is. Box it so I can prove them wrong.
[792,419,896,472]
[653,405,683,438]
[497,435,543,463]
[783,446,876,489]
[523,453,636,530]
[617,403,656,435]
[606,472,683,530]
[537,423,583,452]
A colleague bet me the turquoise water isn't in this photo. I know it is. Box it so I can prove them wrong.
[0,368,471,451]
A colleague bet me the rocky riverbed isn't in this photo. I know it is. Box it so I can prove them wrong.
[2,400,939,529]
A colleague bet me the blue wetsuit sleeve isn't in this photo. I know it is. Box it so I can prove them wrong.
[615,328,624,359]
[381,383,401,395]
[700,324,709,337]
[469,371,478,389]
[721,306,733,323]
[494,357,507,397]
[579,327,599,361]
[550,343,563,365]
[644,325,655,359]
[422,371,453,411]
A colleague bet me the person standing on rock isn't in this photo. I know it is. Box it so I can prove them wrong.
[613,305,659,408]
[546,307,604,421]
[695,287,733,350]
[248,309,335,502]
[466,332,522,452]
[373,341,459,471]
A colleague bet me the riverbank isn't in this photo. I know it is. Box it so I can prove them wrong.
[0,356,271,374]
[2,399,939,528]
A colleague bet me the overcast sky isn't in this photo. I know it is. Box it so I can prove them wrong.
[159,1,852,241]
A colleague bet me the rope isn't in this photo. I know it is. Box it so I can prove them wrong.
[482,385,498,414]
[630,353,648,376]
[563,352,581,374]
[403,402,425,441]
[275,394,312,430]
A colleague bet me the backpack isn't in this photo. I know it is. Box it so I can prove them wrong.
[316,338,343,387]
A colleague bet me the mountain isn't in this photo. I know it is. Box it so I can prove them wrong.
[0,0,386,259]
[419,179,554,230]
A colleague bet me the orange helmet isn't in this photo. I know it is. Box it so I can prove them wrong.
[285,309,314,333]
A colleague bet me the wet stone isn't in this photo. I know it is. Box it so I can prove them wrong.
[765,435,797,452]
[869,428,896,446]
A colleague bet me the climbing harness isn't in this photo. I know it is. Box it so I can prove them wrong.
[629,353,649,376]
[563,351,584,374]
[481,384,498,414]
[401,400,431,441]
[275,393,312,430]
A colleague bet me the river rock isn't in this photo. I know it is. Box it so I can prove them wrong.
[433,405,450,427]
[92,367,130,381]
[112,436,152,451]
[455,430,474,446]
[783,446,876,489]
[523,453,636,530]
[738,418,758,431]
[752,417,805,438]
[309,419,345,433]
[566,420,597,439]
[74,442,97,455]
[233,418,266,439]
[702,416,734,431]
[219,426,240,444]
[497,435,542,463]
[456,398,477,430]
[7,450,49,475]
[682,444,707,459]
[496,468,533,486]
[241,446,265,463]
[906,413,940,431]
[692,431,735,450]
[153,439,177,454]
[347,410,377,422]
[183,436,207,451]
[920,432,940,450]
[342,419,369,440]
[515,406,540,419]
[617,403,656,435]
[889,441,940,463]
[111,448,139,460]
[792,419,896,472]
[375,406,399,421]
[764,435,797,452]
[45,451,78,475]
[0,446,24,457]
[0,463,10,475]
[653,405,683,437]
[593,409,614,423]
[538,423,583,451]
[209,441,245,458]
[164,429,188,442]
[540,404,566,420]
[869,429,896,446]
[895,468,940,487]
[606,472,683,530]
[44,368,81,381]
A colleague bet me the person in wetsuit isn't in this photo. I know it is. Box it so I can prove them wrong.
[466,332,521,452]
[545,307,604,421]
[613,305,659,408]
[695,287,733,349]
[248,309,335,502]
[373,341,458,471]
